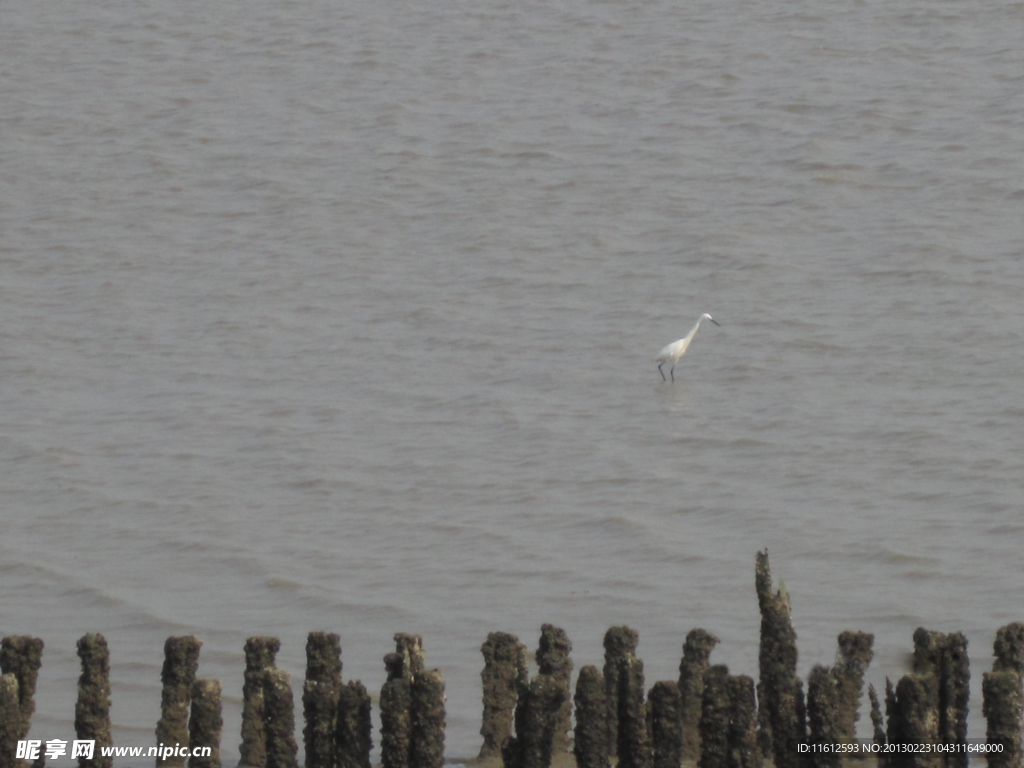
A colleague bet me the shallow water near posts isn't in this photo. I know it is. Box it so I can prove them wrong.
[2,0,1023,762]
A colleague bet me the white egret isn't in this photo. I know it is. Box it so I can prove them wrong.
[655,313,720,381]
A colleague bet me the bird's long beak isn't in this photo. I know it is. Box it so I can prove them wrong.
[710,318,720,326]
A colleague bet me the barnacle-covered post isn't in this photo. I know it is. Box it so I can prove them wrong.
[574,666,609,768]
[678,629,718,762]
[755,551,805,768]
[304,632,342,768]
[239,637,279,768]
[155,636,202,768]
[76,634,113,768]
[263,669,299,768]
[188,679,222,768]
[537,625,574,754]
[479,632,528,759]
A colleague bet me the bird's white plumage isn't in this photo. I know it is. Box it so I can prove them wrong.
[656,313,719,381]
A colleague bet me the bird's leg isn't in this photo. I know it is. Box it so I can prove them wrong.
[658,363,666,381]
[670,366,675,382]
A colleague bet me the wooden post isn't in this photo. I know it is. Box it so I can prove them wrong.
[754,550,805,768]
[239,637,279,768]
[336,681,372,768]
[188,679,222,768]
[303,633,342,768]
[479,632,528,759]
[0,636,44,745]
[806,665,840,768]
[573,666,609,768]
[602,626,639,761]
[75,633,113,768]
[678,629,719,762]
[832,631,873,751]
[410,669,446,768]
[648,681,681,768]
[263,669,298,768]
[155,636,202,768]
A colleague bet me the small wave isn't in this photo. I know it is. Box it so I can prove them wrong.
[986,523,1024,535]
[266,577,303,590]
[868,547,943,567]
[58,584,126,609]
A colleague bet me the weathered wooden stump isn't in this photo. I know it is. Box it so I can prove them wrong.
[573,666,609,768]
[239,636,279,768]
[479,632,528,759]
[75,633,112,768]
[155,636,202,768]
[188,679,222,768]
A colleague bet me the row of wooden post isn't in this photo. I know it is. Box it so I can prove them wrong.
[0,632,445,768]
[2,551,1023,768]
